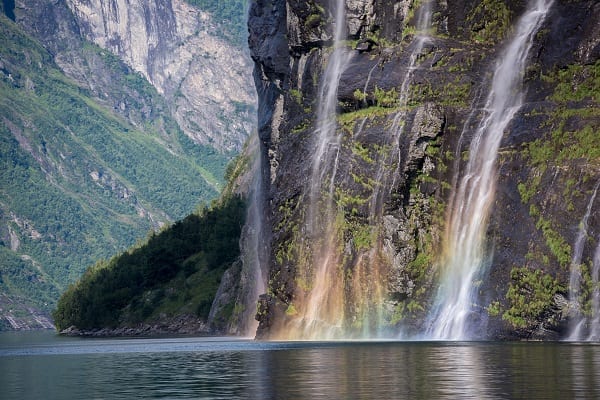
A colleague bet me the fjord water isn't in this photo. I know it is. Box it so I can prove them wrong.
[426,0,553,340]
[2,332,600,399]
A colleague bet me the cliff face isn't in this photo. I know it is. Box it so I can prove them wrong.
[248,0,600,340]
[17,0,255,153]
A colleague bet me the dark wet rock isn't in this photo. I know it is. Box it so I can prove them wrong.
[249,0,599,340]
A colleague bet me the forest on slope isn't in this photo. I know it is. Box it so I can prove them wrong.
[53,195,246,334]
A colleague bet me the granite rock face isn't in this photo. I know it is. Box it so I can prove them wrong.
[248,0,600,339]
[17,0,256,152]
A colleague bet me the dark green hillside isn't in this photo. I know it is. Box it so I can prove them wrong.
[53,195,246,332]
[0,13,229,321]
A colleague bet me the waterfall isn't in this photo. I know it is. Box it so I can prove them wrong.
[307,0,353,221]
[363,1,433,335]
[567,182,599,341]
[239,135,268,337]
[426,0,553,340]
[371,2,433,217]
[291,0,438,340]
[282,0,353,339]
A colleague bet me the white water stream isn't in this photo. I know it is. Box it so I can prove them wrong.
[567,182,599,341]
[371,2,433,217]
[291,0,353,339]
[426,0,553,340]
[307,0,353,225]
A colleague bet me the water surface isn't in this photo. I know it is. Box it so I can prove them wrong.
[1,331,599,399]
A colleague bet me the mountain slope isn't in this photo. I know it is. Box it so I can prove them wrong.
[0,10,236,329]
[62,0,256,152]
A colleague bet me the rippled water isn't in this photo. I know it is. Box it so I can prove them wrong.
[1,332,599,399]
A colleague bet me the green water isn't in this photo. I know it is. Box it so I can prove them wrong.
[0,331,598,399]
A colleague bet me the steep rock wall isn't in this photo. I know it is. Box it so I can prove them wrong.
[61,0,256,152]
[248,0,599,339]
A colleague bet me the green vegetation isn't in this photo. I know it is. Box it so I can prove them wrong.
[289,88,303,105]
[52,195,246,330]
[466,0,512,44]
[338,106,396,133]
[351,142,375,164]
[502,267,564,328]
[545,61,600,103]
[515,61,599,279]
[525,61,600,170]
[373,86,399,108]
[0,14,231,317]
[535,216,572,269]
[410,78,472,107]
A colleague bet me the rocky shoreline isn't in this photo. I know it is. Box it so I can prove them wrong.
[59,314,213,337]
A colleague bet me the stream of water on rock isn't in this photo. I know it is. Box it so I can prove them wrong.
[283,0,354,340]
[280,0,435,340]
[567,181,599,341]
[425,0,554,340]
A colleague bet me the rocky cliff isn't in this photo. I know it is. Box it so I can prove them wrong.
[17,0,255,153]
[247,0,599,340]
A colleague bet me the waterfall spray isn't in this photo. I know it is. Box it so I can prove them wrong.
[238,134,268,337]
[426,0,553,340]
[567,182,599,341]
[278,0,352,340]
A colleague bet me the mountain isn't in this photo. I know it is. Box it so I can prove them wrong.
[248,0,599,340]
[0,0,255,330]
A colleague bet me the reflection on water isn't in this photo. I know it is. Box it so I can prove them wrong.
[1,332,600,399]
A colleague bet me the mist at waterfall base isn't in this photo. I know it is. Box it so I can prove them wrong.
[2,332,600,399]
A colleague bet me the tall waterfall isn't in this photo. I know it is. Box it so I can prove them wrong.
[366,0,433,335]
[239,135,268,337]
[284,0,353,339]
[567,182,599,341]
[371,1,433,218]
[426,0,553,340]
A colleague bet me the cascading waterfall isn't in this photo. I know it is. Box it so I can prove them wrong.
[280,0,435,339]
[295,0,437,340]
[426,0,553,340]
[371,2,433,218]
[567,182,599,341]
[307,0,352,220]
[281,0,353,339]
[239,135,268,337]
